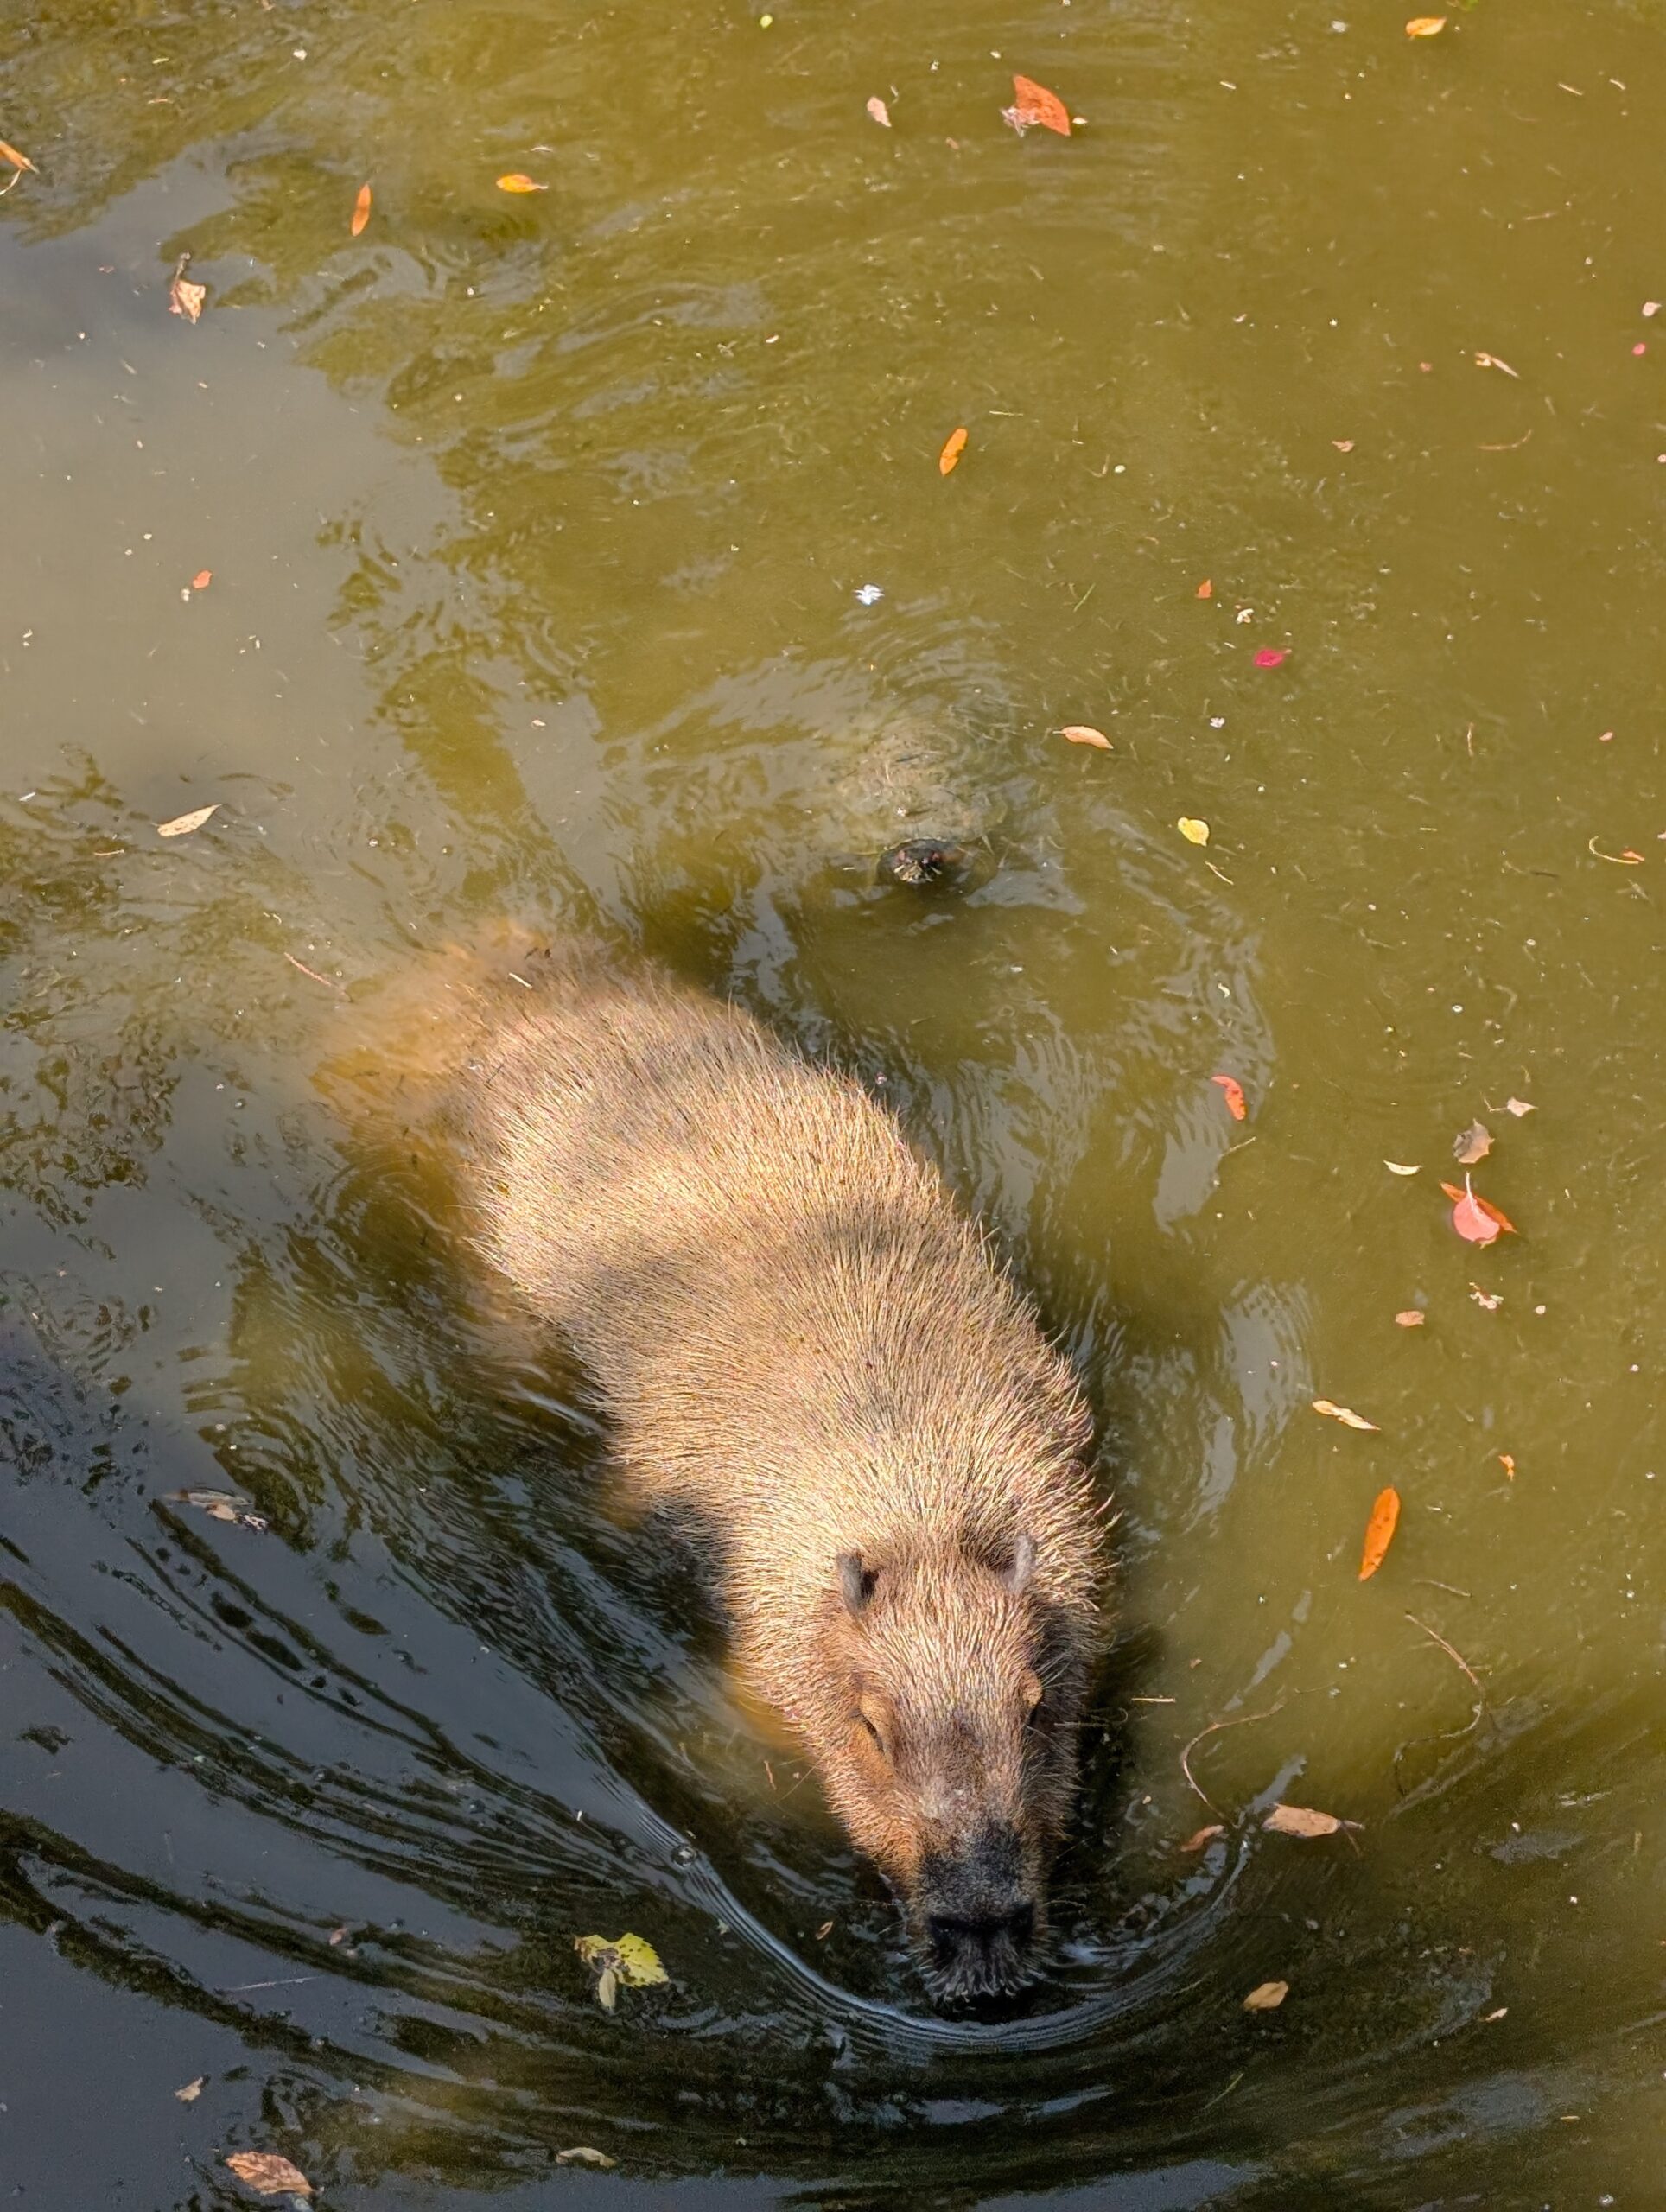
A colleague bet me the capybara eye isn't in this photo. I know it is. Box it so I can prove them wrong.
[858,1713,887,1758]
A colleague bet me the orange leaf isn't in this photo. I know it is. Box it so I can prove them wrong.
[1440,1179,1515,1244]
[1211,1073,1247,1121]
[1394,1310,1425,1328]
[350,182,372,237]
[0,140,38,175]
[1358,1486,1401,1581]
[938,425,968,475]
[225,2152,314,2197]
[1498,1452,1516,1480]
[190,569,213,590]
[497,173,549,194]
[1180,1822,1224,1852]
[1003,74,1071,137]
[1196,578,1213,599]
[1060,724,1110,749]
[1405,16,1447,35]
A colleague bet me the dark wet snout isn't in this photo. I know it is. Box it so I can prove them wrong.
[918,1828,1040,2002]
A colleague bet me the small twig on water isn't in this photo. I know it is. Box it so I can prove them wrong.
[1394,1612,1485,1794]
[283,951,342,990]
[1179,1698,1288,1810]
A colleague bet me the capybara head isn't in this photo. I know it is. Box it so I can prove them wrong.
[809,1535,1084,2004]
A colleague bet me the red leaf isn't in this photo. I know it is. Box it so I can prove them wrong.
[1440,1179,1515,1244]
[1196,579,1213,599]
[190,569,213,590]
[1003,74,1071,136]
[1358,1486,1401,1581]
[1211,1073,1247,1122]
[1253,647,1287,669]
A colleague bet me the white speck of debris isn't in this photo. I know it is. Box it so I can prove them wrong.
[855,583,884,605]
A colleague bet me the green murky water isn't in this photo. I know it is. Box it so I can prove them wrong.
[3,3,1662,2204]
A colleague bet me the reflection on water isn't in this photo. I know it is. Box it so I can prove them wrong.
[2,0,1663,2202]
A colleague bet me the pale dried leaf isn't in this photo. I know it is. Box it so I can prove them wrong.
[866,96,891,127]
[1060,724,1111,749]
[225,2152,313,2196]
[1404,15,1447,35]
[1312,1398,1379,1433]
[167,1488,267,1529]
[557,2147,618,2169]
[1504,1096,1536,1117]
[1243,1979,1289,2012]
[157,804,219,838]
[595,1966,618,2011]
[1262,1802,1358,1839]
[1177,817,1210,845]
[1394,1310,1425,1328]
[1453,1120,1492,1166]
[1384,1160,1421,1176]
[169,257,206,323]
[175,2076,205,2103]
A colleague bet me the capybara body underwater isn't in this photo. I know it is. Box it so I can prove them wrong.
[404,940,1108,2001]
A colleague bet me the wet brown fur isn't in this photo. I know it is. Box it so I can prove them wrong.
[334,933,1108,1996]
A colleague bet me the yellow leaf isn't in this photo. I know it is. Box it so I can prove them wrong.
[1243,1979,1289,2012]
[1060,725,1110,749]
[1312,1398,1379,1433]
[1383,1160,1421,1176]
[575,1931,667,2010]
[1405,16,1447,35]
[1177,817,1210,845]
[156,804,220,838]
[168,257,206,323]
[497,173,549,194]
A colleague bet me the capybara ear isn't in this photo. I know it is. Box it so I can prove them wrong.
[1002,1533,1037,1595]
[836,1550,874,1618]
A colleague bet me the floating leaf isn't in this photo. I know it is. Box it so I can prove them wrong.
[156,804,220,839]
[1332,438,1355,452]
[1504,1097,1536,1117]
[1469,1282,1502,1311]
[225,2152,313,2198]
[1180,1822,1225,1852]
[1196,578,1213,599]
[166,1486,266,1527]
[0,139,37,175]
[175,2077,205,2103]
[1243,1980,1288,2012]
[1253,647,1288,669]
[1440,1179,1515,1245]
[1262,1802,1359,1838]
[1211,1074,1247,1122]
[1394,1310,1425,1328]
[575,1932,666,2011]
[168,255,206,324]
[497,172,548,193]
[1177,817,1210,845]
[1358,1485,1402,1581]
[1061,724,1111,750]
[1498,1452,1516,1480]
[190,569,213,590]
[1473,350,1519,378]
[1002,73,1071,137]
[1453,1120,1492,1166]
[938,425,969,475]
[1405,16,1447,35]
[557,2148,618,2169]
[1384,1160,1421,1176]
[866,95,891,127]
[1312,1399,1379,1433]
[350,181,372,236]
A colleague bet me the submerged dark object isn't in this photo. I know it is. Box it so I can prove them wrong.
[877,837,975,888]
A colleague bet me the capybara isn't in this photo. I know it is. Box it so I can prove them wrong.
[379,938,1108,2000]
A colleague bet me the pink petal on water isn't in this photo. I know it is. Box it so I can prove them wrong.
[1253,647,1288,669]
